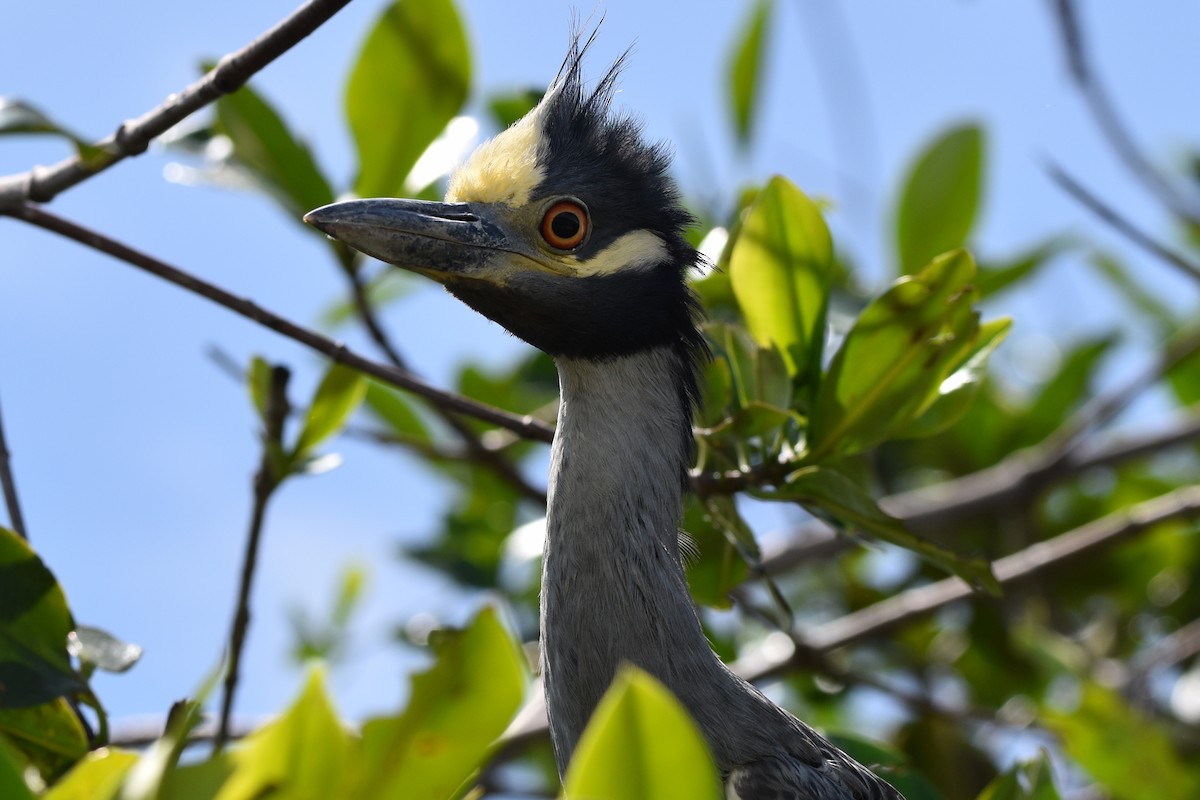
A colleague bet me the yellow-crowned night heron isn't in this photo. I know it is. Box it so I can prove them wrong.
[306,31,904,800]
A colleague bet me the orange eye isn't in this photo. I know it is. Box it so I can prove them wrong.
[540,200,589,250]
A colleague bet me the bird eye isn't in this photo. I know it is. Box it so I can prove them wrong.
[540,200,589,250]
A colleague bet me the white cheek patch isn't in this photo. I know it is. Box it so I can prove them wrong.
[568,229,669,277]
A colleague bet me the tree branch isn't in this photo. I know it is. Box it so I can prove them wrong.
[1048,0,1200,226]
[0,390,28,539]
[0,0,354,209]
[1,203,556,443]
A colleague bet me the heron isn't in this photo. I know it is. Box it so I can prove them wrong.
[305,31,903,800]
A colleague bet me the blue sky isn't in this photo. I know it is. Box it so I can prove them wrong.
[2,0,1197,732]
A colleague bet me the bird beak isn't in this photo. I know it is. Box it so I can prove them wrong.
[304,198,531,281]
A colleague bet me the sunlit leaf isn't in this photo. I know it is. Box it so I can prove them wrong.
[363,381,432,446]
[204,68,335,226]
[896,124,983,274]
[729,176,832,385]
[727,0,772,147]
[0,528,86,709]
[347,0,470,199]
[43,748,138,800]
[246,357,272,423]
[0,697,88,782]
[356,607,525,799]
[564,666,722,800]
[216,666,351,800]
[762,466,998,591]
[808,250,995,459]
[1044,684,1200,799]
[68,625,142,674]
[293,363,368,457]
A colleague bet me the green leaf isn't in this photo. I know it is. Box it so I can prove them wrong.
[1044,683,1200,799]
[975,237,1072,297]
[246,357,272,423]
[363,381,432,446]
[347,0,470,199]
[727,0,772,147]
[681,497,747,609]
[976,751,1060,800]
[896,124,984,275]
[902,317,1011,440]
[808,250,994,459]
[293,363,368,458]
[486,88,543,129]
[0,527,86,709]
[762,466,998,592]
[205,70,335,225]
[356,607,525,799]
[43,748,138,800]
[217,666,351,800]
[0,97,103,163]
[1088,251,1178,333]
[729,176,833,385]
[0,698,88,782]
[0,741,35,800]
[564,666,722,800]
[319,271,415,330]
[68,625,142,674]
[1012,334,1115,450]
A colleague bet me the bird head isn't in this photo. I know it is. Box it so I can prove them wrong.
[305,30,704,365]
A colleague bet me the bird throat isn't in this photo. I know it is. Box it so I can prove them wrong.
[540,345,713,772]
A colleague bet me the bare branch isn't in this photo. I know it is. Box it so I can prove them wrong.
[0,390,28,539]
[1048,165,1200,284]
[0,0,354,209]
[1,203,556,443]
[216,365,289,751]
[1048,0,1200,226]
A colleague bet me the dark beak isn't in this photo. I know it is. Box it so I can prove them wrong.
[303,198,515,277]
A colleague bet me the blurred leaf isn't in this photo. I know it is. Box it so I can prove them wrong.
[293,363,368,458]
[363,381,432,446]
[319,271,415,329]
[975,237,1071,297]
[976,751,1060,800]
[1044,683,1200,799]
[727,0,772,147]
[0,97,104,163]
[218,666,351,800]
[43,748,138,800]
[763,466,998,591]
[902,317,1011,440]
[829,733,946,800]
[563,667,722,800]
[1013,334,1115,450]
[729,176,832,386]
[681,497,747,608]
[1167,346,1200,406]
[809,250,995,459]
[356,607,525,799]
[246,357,272,423]
[159,755,233,800]
[289,565,367,664]
[205,69,335,225]
[408,471,518,587]
[707,322,792,412]
[896,124,984,274]
[0,697,88,783]
[347,0,470,199]
[68,625,142,674]
[487,88,543,129]
[1089,251,1178,332]
[0,527,86,709]
[0,741,34,800]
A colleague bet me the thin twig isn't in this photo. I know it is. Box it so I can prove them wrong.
[0,0,354,209]
[2,203,556,443]
[1047,164,1200,284]
[0,391,28,539]
[1048,0,1200,226]
[216,365,289,751]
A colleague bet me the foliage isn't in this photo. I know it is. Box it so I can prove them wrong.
[2,0,1198,798]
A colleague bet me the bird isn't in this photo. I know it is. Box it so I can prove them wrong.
[305,29,904,800]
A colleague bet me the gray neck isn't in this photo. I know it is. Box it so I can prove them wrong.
[540,346,796,776]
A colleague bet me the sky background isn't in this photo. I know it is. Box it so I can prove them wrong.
[1,0,1197,736]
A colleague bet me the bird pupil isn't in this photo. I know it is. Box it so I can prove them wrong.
[551,212,580,240]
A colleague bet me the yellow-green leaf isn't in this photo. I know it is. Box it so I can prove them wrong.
[730,176,832,385]
[0,697,88,781]
[347,0,470,199]
[727,0,772,147]
[355,607,525,799]
[896,124,984,274]
[293,363,367,457]
[564,666,722,800]
[44,748,138,800]
[216,666,350,800]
